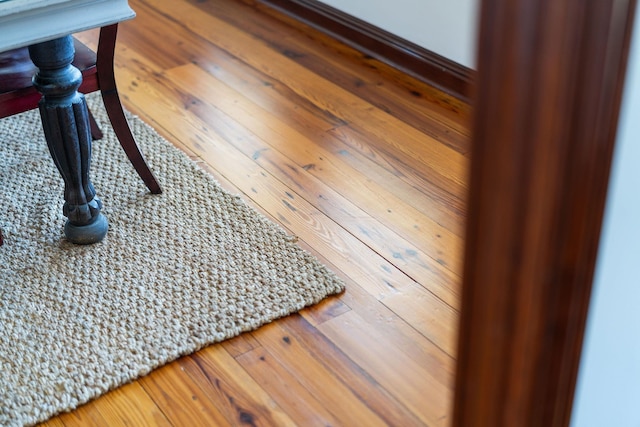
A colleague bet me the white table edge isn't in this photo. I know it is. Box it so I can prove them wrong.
[0,0,135,51]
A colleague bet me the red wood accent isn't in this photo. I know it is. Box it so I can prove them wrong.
[0,39,98,117]
[96,24,162,194]
[454,1,637,426]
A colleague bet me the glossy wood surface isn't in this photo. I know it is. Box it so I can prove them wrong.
[453,0,637,426]
[39,0,470,424]
[249,0,474,101]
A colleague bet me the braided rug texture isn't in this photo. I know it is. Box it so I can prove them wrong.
[0,94,345,426]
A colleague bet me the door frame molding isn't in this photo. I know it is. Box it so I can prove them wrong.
[453,1,637,426]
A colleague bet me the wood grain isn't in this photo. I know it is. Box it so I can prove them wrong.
[42,0,468,424]
[453,0,637,426]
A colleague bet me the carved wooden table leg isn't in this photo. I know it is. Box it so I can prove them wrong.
[29,36,108,244]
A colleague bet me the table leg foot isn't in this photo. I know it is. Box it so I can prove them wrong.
[64,213,108,244]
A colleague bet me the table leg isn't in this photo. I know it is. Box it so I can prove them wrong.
[29,36,108,244]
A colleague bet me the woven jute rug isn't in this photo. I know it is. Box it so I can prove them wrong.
[0,94,345,426]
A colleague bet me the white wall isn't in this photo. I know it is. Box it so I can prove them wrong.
[571,6,640,427]
[318,0,479,68]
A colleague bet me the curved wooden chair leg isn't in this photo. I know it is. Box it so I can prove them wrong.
[88,108,103,140]
[97,24,161,194]
[100,90,162,194]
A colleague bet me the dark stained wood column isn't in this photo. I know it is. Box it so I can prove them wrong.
[29,36,108,244]
[453,1,637,426]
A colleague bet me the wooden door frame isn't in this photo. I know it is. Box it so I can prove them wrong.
[453,1,637,426]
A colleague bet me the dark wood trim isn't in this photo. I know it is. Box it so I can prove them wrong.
[454,1,637,426]
[253,0,474,101]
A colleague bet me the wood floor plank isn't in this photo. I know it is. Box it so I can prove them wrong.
[180,345,297,426]
[155,64,463,301]
[39,0,468,424]
[249,319,412,426]
[114,60,460,358]
[138,360,232,426]
[319,310,453,426]
[38,418,67,427]
[302,269,456,388]
[191,0,472,154]
[235,0,472,131]
[382,281,460,357]
[140,0,469,199]
[327,123,468,233]
[193,147,416,298]
[235,347,343,426]
[299,294,351,326]
[220,333,263,358]
[49,398,111,426]
[163,64,465,273]
[178,62,467,239]
[121,22,467,236]
[48,384,170,426]
[108,66,461,360]
[92,382,172,426]
[273,313,429,426]
[93,4,468,238]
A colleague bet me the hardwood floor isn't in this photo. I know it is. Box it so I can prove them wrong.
[42,0,471,425]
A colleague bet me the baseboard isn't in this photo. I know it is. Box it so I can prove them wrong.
[253,0,474,102]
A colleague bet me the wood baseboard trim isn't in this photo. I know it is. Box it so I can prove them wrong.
[254,0,474,101]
